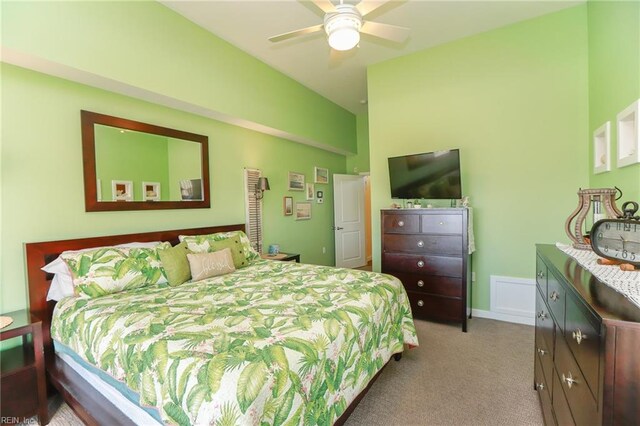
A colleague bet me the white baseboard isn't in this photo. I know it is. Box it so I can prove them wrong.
[472,308,534,326]
[470,275,536,326]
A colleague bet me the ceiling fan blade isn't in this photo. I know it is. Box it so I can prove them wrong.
[360,21,410,43]
[268,24,324,43]
[356,0,388,17]
[310,0,336,14]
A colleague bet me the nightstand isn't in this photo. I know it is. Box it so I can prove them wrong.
[260,252,301,263]
[0,309,48,425]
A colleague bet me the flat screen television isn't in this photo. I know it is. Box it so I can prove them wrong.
[388,149,462,199]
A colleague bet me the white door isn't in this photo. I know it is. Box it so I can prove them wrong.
[333,174,366,268]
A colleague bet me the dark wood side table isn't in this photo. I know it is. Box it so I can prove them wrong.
[260,252,301,263]
[0,310,48,425]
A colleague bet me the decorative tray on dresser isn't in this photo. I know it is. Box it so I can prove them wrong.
[381,208,471,331]
[534,244,640,425]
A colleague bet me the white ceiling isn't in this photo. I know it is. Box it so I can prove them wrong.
[161,0,582,115]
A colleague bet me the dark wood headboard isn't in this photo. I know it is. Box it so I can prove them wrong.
[25,223,245,364]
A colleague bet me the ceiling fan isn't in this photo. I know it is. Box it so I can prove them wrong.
[268,0,410,51]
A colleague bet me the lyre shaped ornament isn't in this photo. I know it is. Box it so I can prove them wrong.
[565,188,622,249]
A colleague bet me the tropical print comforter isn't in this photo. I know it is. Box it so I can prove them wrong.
[51,259,419,426]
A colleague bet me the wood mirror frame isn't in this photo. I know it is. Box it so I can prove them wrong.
[81,110,210,211]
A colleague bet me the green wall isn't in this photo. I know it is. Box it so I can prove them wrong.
[368,6,590,310]
[1,1,356,154]
[0,64,346,313]
[346,112,371,173]
[587,1,640,202]
[95,126,171,201]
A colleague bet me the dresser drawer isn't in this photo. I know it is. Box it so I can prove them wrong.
[383,214,420,234]
[535,355,555,426]
[536,286,555,354]
[564,296,600,400]
[547,271,566,332]
[553,371,576,426]
[388,271,462,297]
[421,214,463,235]
[382,253,463,277]
[406,290,462,321]
[555,332,598,426]
[383,234,463,256]
[536,255,548,298]
[535,324,554,389]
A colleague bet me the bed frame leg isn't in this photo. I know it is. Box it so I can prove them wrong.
[393,353,402,361]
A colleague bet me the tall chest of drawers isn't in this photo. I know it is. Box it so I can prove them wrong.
[534,245,640,425]
[381,208,471,332]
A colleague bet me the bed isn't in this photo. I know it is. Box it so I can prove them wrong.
[26,224,418,425]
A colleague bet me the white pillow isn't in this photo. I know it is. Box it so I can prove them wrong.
[44,242,165,301]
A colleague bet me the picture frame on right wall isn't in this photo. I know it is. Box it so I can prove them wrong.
[288,172,305,191]
[314,167,329,184]
[283,196,293,216]
[295,202,312,220]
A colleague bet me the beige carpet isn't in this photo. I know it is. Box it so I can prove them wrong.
[46,318,542,426]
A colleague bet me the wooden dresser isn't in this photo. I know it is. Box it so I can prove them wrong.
[381,208,471,331]
[535,245,640,425]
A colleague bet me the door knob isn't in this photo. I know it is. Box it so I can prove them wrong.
[332,226,344,230]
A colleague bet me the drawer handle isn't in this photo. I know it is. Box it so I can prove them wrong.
[549,291,560,302]
[562,372,578,389]
[537,348,546,356]
[537,310,547,321]
[417,280,424,287]
[417,260,425,268]
[536,382,545,391]
[397,220,404,227]
[417,240,424,248]
[537,271,544,279]
[417,300,424,307]
[439,221,444,225]
[572,329,586,344]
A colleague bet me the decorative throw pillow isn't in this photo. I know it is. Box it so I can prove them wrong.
[158,242,192,286]
[61,242,171,298]
[209,238,248,269]
[187,248,236,282]
[179,231,257,266]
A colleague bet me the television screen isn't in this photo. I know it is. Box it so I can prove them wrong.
[388,149,462,199]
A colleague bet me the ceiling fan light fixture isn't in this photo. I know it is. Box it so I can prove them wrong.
[324,5,362,51]
[328,26,360,51]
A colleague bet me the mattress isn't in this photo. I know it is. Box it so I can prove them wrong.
[51,259,418,425]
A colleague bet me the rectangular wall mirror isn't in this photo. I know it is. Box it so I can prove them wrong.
[81,110,210,211]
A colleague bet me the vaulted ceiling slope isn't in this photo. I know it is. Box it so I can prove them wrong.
[161,0,583,114]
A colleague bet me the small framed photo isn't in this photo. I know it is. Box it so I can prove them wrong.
[288,172,305,191]
[295,202,312,220]
[142,182,161,201]
[283,196,293,216]
[306,183,315,200]
[111,180,133,202]
[314,167,329,184]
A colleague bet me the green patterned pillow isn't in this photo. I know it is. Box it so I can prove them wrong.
[61,242,171,298]
[179,230,259,262]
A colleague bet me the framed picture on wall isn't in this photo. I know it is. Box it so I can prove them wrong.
[111,180,133,202]
[295,202,312,220]
[283,196,293,216]
[142,182,161,201]
[288,172,305,191]
[314,167,329,184]
[306,183,315,200]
